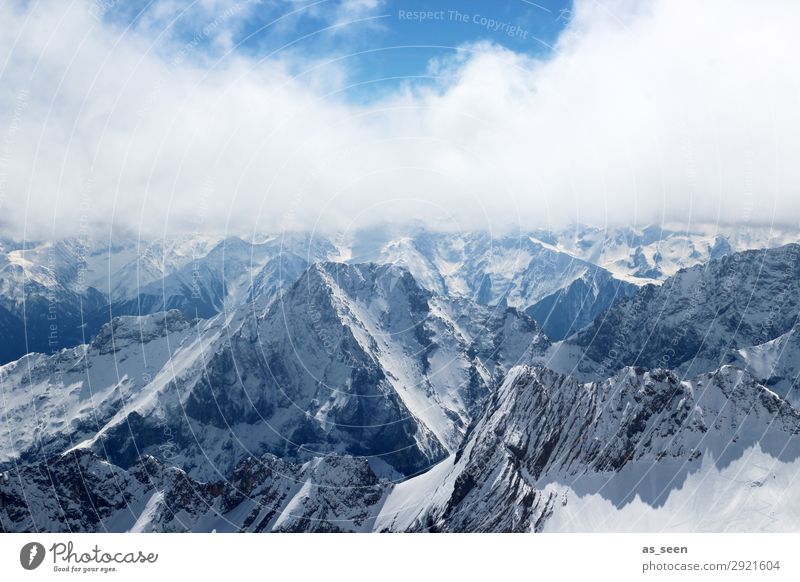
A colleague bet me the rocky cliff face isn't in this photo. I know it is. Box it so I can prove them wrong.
[0,449,387,533]
[527,267,638,340]
[570,244,800,378]
[382,365,800,532]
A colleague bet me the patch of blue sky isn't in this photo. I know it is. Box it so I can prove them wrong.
[101,0,573,101]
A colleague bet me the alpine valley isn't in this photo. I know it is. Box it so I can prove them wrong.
[2,224,800,533]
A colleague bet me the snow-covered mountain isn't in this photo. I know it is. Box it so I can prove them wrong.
[0,310,200,467]
[108,233,339,319]
[540,223,798,284]
[2,224,793,365]
[0,239,107,361]
[3,226,800,533]
[526,267,638,341]
[0,262,547,483]
[0,234,335,363]
[4,363,799,533]
[82,235,224,301]
[341,228,626,309]
[569,243,800,378]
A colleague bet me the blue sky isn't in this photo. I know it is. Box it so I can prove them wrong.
[104,0,573,100]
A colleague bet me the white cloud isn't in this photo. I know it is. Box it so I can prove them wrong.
[1,0,799,240]
[334,0,386,22]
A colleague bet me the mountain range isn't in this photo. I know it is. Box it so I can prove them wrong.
[2,224,800,532]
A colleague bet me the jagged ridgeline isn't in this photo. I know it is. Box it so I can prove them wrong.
[2,227,800,532]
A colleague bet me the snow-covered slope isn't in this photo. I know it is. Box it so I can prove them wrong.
[543,444,800,532]
[727,324,800,408]
[379,365,800,532]
[0,310,198,465]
